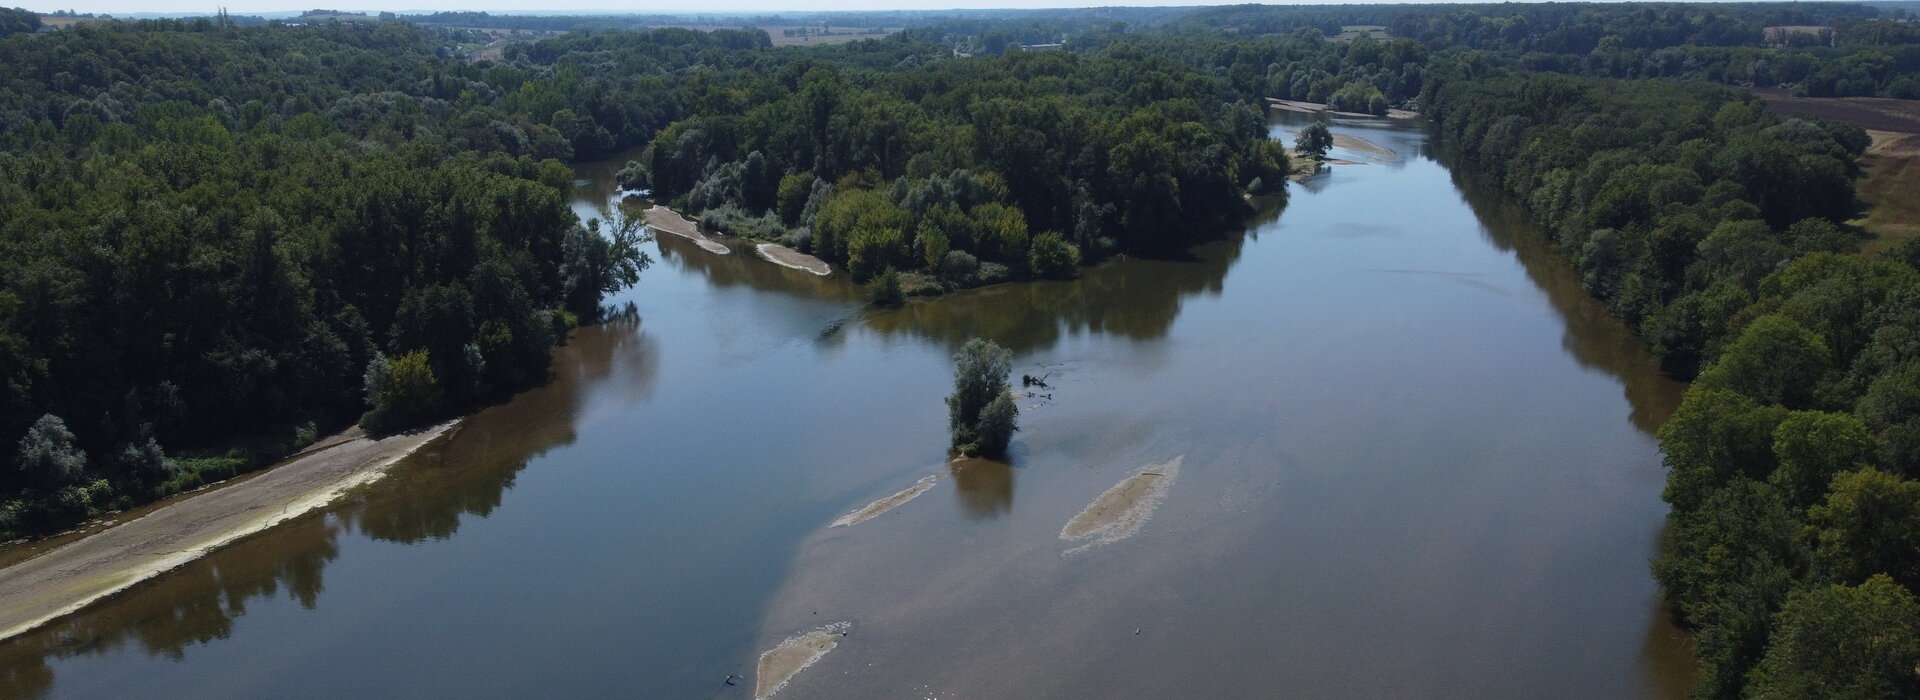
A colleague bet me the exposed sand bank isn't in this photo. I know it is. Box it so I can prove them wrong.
[755,621,850,699]
[641,205,731,254]
[831,475,939,528]
[0,422,457,642]
[756,243,833,276]
[1060,457,1182,555]
[1267,98,1419,120]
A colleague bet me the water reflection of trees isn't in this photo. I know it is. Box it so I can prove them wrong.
[863,206,1278,356]
[0,312,659,697]
[1447,165,1686,433]
[949,458,1014,520]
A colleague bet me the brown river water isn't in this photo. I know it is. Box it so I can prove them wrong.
[0,114,1694,698]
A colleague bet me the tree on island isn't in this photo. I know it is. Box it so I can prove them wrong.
[947,338,1018,458]
[1297,115,1334,161]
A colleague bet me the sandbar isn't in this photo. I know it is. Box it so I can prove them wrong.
[642,205,731,254]
[0,422,457,642]
[1060,456,1183,555]
[831,475,938,528]
[755,621,850,699]
[756,243,832,276]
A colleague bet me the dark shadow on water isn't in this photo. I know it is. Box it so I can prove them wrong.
[948,458,1014,520]
[1446,164,1687,433]
[0,313,660,698]
[860,197,1284,357]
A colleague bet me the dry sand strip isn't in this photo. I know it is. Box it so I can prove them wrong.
[831,475,939,528]
[0,422,457,642]
[755,622,850,699]
[1266,98,1420,120]
[641,205,731,254]
[1060,456,1183,556]
[756,243,833,276]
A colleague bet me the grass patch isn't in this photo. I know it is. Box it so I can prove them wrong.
[1855,155,1920,255]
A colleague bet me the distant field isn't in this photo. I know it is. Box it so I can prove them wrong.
[1758,89,1920,252]
[1763,25,1829,46]
[648,25,899,46]
[36,16,101,29]
[1756,89,1920,149]
[1333,25,1389,42]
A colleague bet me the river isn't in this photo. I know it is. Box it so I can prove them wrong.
[0,114,1694,698]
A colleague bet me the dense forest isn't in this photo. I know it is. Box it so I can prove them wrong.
[0,17,1284,537]
[604,36,1289,285]
[0,19,661,537]
[2,3,1919,696]
[1429,65,1919,699]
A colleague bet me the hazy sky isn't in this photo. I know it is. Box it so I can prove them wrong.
[45,0,1464,18]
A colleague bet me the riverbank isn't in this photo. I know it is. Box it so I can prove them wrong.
[0,422,457,642]
[642,205,731,254]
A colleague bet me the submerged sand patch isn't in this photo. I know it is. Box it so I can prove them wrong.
[1060,456,1183,555]
[1331,133,1395,158]
[755,621,850,699]
[641,205,730,254]
[756,244,832,276]
[831,475,939,528]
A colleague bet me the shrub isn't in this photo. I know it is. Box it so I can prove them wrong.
[870,269,905,308]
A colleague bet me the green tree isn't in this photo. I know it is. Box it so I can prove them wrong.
[1659,389,1790,512]
[1770,411,1875,508]
[1748,575,1920,700]
[1810,468,1920,589]
[363,350,443,431]
[869,269,905,308]
[1028,231,1081,279]
[1296,116,1334,160]
[776,172,816,226]
[1695,315,1831,409]
[947,338,1017,457]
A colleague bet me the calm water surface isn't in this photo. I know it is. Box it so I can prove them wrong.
[0,115,1694,698]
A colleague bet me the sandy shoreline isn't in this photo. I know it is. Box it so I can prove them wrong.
[756,243,833,276]
[642,205,731,254]
[1267,97,1419,120]
[0,422,457,642]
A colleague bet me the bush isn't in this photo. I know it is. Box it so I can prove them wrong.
[1028,231,1081,279]
[361,349,442,432]
[938,250,980,283]
[870,269,905,308]
[15,414,87,488]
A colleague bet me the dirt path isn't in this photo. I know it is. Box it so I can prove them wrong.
[642,205,731,254]
[0,422,457,642]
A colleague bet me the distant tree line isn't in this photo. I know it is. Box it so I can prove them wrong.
[1177,2,1920,99]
